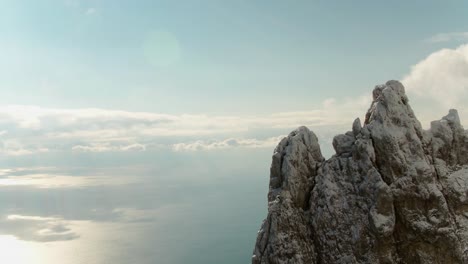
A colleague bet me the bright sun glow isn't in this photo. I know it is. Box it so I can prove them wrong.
[0,235,42,264]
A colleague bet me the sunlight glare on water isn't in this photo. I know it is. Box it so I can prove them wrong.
[0,235,43,264]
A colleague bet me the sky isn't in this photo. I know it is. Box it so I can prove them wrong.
[1,1,468,263]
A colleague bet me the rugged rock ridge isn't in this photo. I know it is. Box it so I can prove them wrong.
[252,80,468,264]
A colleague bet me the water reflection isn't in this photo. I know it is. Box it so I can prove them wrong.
[0,151,268,264]
[0,235,40,264]
[0,169,137,188]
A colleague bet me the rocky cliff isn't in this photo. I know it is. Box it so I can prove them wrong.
[252,80,468,264]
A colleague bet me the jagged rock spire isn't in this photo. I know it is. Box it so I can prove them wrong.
[253,80,468,264]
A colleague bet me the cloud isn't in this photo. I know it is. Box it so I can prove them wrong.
[0,139,49,156]
[426,32,468,43]
[5,41,468,157]
[402,44,468,125]
[72,143,146,153]
[0,100,371,156]
[172,136,286,152]
[0,214,79,242]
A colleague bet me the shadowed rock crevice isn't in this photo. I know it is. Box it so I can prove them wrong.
[252,80,468,264]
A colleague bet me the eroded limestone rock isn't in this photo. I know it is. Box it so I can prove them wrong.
[252,80,468,264]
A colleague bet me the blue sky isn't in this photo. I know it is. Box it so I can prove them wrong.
[1,0,468,114]
[1,1,468,263]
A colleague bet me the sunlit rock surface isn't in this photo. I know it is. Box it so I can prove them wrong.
[252,80,468,264]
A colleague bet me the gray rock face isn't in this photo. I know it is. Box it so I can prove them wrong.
[252,80,468,264]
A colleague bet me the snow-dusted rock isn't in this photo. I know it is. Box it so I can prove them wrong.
[252,80,468,264]
[253,126,324,264]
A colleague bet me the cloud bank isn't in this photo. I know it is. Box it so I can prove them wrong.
[172,136,286,152]
[0,43,466,155]
[402,44,468,125]
[0,97,371,155]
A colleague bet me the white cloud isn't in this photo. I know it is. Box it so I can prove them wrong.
[72,143,146,153]
[172,136,286,152]
[7,215,61,222]
[426,32,468,43]
[0,139,49,156]
[120,143,146,151]
[5,42,468,157]
[402,44,468,126]
[0,100,371,156]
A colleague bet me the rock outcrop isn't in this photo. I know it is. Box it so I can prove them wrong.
[252,80,468,264]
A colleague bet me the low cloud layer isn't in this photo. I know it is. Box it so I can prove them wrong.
[0,97,371,155]
[0,44,467,156]
[172,136,286,152]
